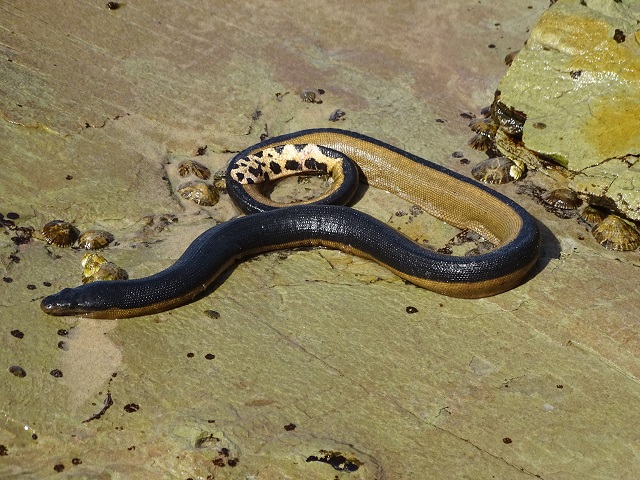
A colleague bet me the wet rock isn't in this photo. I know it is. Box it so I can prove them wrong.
[494,0,640,220]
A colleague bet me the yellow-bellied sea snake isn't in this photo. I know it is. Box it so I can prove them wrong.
[41,128,539,318]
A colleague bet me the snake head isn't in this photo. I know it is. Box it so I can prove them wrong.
[40,286,96,316]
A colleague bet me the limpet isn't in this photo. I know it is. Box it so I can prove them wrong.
[81,253,128,284]
[177,181,219,206]
[178,160,211,180]
[471,156,525,184]
[580,205,607,225]
[211,169,227,193]
[541,188,581,210]
[467,119,498,152]
[591,215,640,251]
[78,230,114,250]
[42,220,79,247]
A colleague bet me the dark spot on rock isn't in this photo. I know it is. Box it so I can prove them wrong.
[329,109,346,122]
[3,277,13,283]
[187,352,194,358]
[227,458,239,467]
[570,70,582,79]
[533,122,547,129]
[212,458,225,467]
[71,458,82,465]
[106,2,121,9]
[613,29,625,43]
[435,118,446,123]
[10,330,24,339]
[58,341,67,350]
[196,145,207,156]
[6,212,19,220]
[284,423,296,431]
[306,451,361,472]
[124,403,139,413]
[65,175,73,180]
[9,365,26,378]
[43,281,52,287]
[451,151,464,158]
[53,463,64,472]
[205,353,215,360]
[50,369,63,378]
[488,44,496,48]
[406,306,418,314]
[503,437,513,444]
[31,433,37,440]
[557,384,564,389]
[26,284,36,290]
[0,445,7,455]
[205,310,220,319]
[57,329,68,336]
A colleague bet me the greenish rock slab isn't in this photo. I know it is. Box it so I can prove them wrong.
[496,0,640,220]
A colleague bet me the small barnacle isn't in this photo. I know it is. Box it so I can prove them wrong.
[471,156,525,184]
[42,220,79,247]
[178,160,211,180]
[81,253,128,284]
[77,230,114,250]
[591,215,640,251]
[541,188,581,210]
[300,90,317,103]
[177,181,219,206]
[580,205,607,225]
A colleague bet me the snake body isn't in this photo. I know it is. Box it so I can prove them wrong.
[41,128,539,319]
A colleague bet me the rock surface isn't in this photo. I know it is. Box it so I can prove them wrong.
[497,0,640,220]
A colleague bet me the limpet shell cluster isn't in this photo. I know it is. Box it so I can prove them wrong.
[175,159,219,207]
[41,220,114,250]
[81,253,128,284]
[471,157,524,185]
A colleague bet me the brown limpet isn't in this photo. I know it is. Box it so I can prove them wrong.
[78,230,114,250]
[211,169,227,193]
[580,205,607,225]
[81,253,128,284]
[42,220,79,247]
[177,181,219,206]
[541,188,581,210]
[591,215,640,251]
[471,156,525,184]
[469,118,498,136]
[178,160,211,180]
[467,119,498,152]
